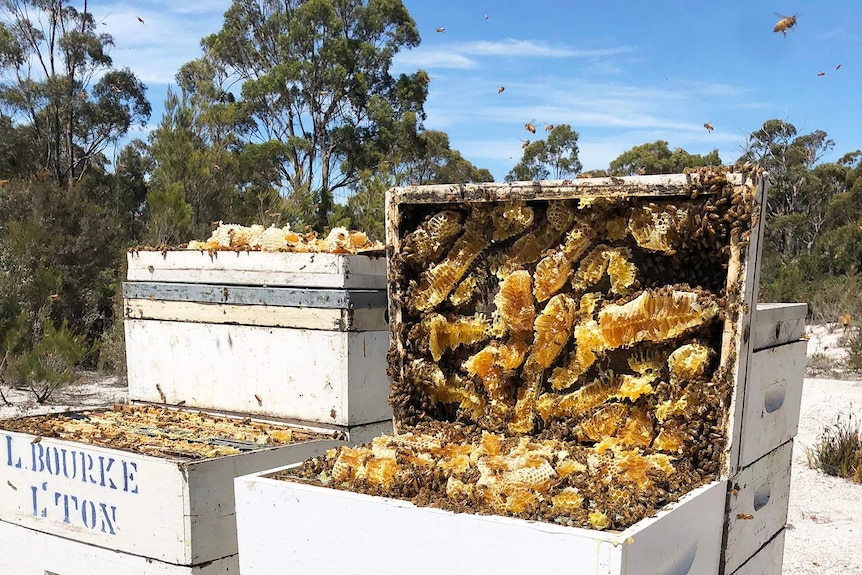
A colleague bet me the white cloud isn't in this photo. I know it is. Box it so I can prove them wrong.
[394,39,635,71]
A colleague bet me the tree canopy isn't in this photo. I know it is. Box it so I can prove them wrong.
[608,140,721,176]
[506,124,582,181]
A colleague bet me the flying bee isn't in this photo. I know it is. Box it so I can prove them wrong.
[836,64,842,70]
[544,123,554,132]
[525,121,536,134]
[817,71,825,77]
[436,27,445,33]
[703,122,714,133]
[773,14,797,36]
[521,139,531,149]
[498,86,505,94]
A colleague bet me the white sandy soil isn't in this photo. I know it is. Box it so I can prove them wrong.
[0,327,860,574]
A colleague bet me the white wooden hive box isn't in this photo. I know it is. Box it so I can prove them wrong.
[0,406,343,566]
[124,254,391,427]
[234,171,772,575]
[236,466,727,575]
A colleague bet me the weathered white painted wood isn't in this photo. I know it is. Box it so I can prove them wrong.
[235,468,726,575]
[722,178,769,478]
[124,320,391,425]
[0,427,341,564]
[0,521,237,575]
[127,251,386,289]
[123,282,387,309]
[124,299,387,332]
[752,303,807,351]
[723,441,793,575]
[729,529,785,575]
[738,341,806,469]
[389,172,759,204]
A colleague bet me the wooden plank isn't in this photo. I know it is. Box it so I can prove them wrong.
[126,251,386,289]
[124,320,392,426]
[728,529,785,575]
[738,341,806,469]
[125,300,388,332]
[123,282,387,309]
[722,178,769,478]
[0,521,237,575]
[0,430,188,563]
[752,303,807,351]
[388,173,756,205]
[235,468,725,575]
[723,442,793,575]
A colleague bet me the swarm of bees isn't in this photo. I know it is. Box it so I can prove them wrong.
[291,167,763,531]
[0,405,322,460]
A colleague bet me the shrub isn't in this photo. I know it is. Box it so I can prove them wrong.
[15,320,88,403]
[806,412,862,483]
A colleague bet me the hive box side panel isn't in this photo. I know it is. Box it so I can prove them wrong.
[728,529,785,575]
[0,431,189,563]
[722,178,768,478]
[723,441,793,575]
[347,331,393,425]
[752,303,807,351]
[235,474,621,575]
[738,342,806,469]
[127,251,386,288]
[621,481,727,575]
[125,299,346,331]
[345,420,394,446]
[185,439,342,564]
[0,521,237,575]
[124,320,389,426]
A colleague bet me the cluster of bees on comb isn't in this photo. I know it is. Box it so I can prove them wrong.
[0,405,322,460]
[292,167,762,530]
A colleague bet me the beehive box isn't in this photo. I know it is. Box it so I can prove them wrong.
[0,405,344,570]
[124,251,391,427]
[235,170,773,574]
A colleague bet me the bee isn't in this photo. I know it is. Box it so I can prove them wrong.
[525,121,536,134]
[736,513,754,520]
[155,383,167,403]
[498,86,505,94]
[255,394,263,406]
[484,14,489,20]
[48,294,59,301]
[703,122,714,133]
[817,71,825,77]
[436,27,445,33]
[137,16,145,25]
[544,123,554,132]
[835,64,842,70]
[521,140,531,149]
[773,14,797,37]
[31,436,42,445]
[176,400,186,407]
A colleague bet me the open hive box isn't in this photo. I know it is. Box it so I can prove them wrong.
[234,168,770,575]
[0,404,343,574]
[124,224,392,431]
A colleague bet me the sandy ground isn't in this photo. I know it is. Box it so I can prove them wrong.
[0,327,860,573]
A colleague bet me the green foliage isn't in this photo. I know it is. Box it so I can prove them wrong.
[806,412,862,483]
[0,0,151,184]
[396,130,494,186]
[506,124,582,181]
[608,141,721,176]
[15,319,87,403]
[194,0,428,231]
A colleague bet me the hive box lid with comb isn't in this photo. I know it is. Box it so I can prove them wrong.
[234,170,773,575]
[124,248,391,428]
[0,404,344,572]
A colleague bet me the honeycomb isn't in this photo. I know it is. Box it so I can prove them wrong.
[178,223,383,253]
[293,167,762,531]
[0,405,323,459]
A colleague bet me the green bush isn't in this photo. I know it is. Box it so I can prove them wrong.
[15,320,88,403]
[806,412,862,483]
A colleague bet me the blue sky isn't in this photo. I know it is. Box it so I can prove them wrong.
[89,0,861,182]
